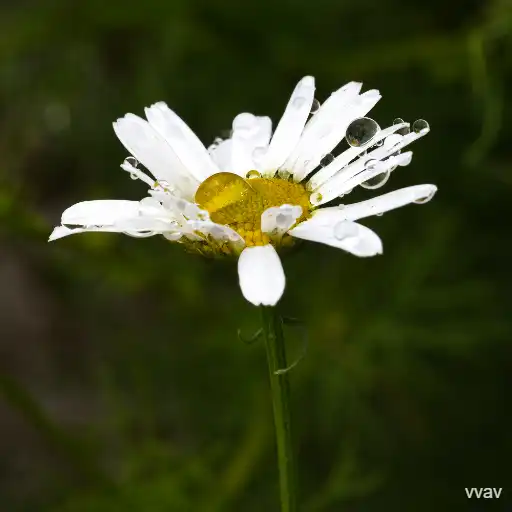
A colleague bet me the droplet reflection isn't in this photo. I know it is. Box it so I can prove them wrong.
[346,117,380,147]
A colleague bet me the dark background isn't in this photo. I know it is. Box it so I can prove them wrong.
[1,0,511,510]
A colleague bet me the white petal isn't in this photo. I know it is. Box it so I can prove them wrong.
[289,87,382,181]
[237,245,285,306]
[290,220,382,257]
[50,216,179,240]
[209,139,233,172]
[189,220,245,252]
[261,204,302,239]
[115,216,176,232]
[61,200,140,226]
[261,76,315,175]
[231,114,273,176]
[113,114,199,199]
[301,81,362,136]
[314,185,438,221]
[145,102,220,181]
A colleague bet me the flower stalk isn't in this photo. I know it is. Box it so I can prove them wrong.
[261,306,298,512]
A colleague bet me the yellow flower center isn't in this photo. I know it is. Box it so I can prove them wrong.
[189,172,311,255]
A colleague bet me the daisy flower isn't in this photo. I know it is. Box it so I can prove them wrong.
[50,77,436,306]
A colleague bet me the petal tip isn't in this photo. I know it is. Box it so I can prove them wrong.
[238,245,285,306]
[301,75,315,87]
[48,226,69,241]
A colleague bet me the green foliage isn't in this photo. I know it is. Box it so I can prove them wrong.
[0,0,511,510]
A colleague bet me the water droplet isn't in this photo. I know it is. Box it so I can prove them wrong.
[376,212,384,217]
[310,98,321,114]
[124,230,154,238]
[311,192,323,204]
[413,119,430,134]
[125,156,138,167]
[392,117,410,135]
[361,166,391,190]
[334,222,359,241]
[292,97,307,108]
[276,213,289,228]
[364,159,379,171]
[208,137,223,151]
[357,149,368,158]
[414,189,436,204]
[346,117,380,147]
[373,139,384,147]
[246,169,261,179]
[130,173,138,180]
[320,153,335,167]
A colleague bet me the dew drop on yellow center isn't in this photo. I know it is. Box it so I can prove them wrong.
[195,172,311,246]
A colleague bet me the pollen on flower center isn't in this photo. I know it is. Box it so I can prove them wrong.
[195,172,311,247]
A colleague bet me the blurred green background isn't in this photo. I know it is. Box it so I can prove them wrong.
[1,0,511,510]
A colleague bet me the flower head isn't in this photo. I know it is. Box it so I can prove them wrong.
[50,77,436,306]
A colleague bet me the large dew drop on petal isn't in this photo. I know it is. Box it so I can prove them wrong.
[194,172,256,224]
[345,117,380,147]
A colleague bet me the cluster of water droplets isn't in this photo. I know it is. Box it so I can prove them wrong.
[345,117,381,148]
[341,116,430,191]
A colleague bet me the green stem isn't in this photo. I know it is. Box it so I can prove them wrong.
[261,306,298,512]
